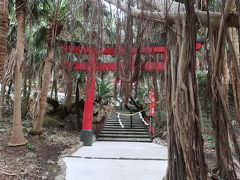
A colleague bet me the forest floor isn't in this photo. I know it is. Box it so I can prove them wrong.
[0,119,81,180]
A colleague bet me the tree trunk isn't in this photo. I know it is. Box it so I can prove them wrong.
[31,17,62,134]
[166,1,207,179]
[27,78,32,101]
[223,48,230,98]
[0,0,9,121]
[151,71,162,127]
[64,70,74,108]
[32,50,54,133]
[54,79,58,101]
[50,78,55,98]
[8,0,27,146]
[7,80,12,99]
[50,77,58,101]
[23,75,27,99]
[229,28,240,122]
[76,79,83,130]
[0,0,8,78]
[209,0,237,178]
[0,82,6,120]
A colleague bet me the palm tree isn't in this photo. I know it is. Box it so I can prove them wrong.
[8,0,27,146]
[0,0,8,77]
[96,77,114,104]
[31,0,67,134]
[0,0,9,120]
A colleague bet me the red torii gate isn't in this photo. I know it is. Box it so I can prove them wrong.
[60,40,205,146]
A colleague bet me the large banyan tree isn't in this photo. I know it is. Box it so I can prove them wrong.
[104,0,240,179]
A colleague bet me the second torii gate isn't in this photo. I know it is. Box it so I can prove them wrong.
[60,40,205,146]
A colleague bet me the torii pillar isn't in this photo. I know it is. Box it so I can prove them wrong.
[80,48,97,146]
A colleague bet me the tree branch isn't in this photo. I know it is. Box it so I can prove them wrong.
[104,0,168,22]
[143,0,185,13]
[104,0,240,28]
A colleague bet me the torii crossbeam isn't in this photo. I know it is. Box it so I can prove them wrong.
[60,40,205,146]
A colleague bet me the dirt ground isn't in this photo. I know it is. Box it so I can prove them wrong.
[0,120,80,180]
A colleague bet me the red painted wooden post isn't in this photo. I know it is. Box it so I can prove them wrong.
[80,48,97,146]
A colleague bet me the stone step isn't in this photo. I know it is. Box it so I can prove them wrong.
[106,122,142,124]
[100,131,149,135]
[105,125,143,131]
[104,123,144,126]
[97,137,152,142]
[105,124,142,127]
[107,119,141,121]
[102,128,147,131]
[112,119,142,121]
[106,121,142,123]
[105,122,143,125]
[107,118,142,122]
[98,134,151,138]
[106,120,142,123]
[103,126,146,129]
[97,110,151,143]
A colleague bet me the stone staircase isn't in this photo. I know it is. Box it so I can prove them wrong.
[97,110,152,142]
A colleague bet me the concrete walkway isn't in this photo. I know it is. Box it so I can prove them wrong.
[63,141,168,180]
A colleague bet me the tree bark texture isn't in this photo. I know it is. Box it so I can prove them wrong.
[0,0,8,78]
[0,0,9,121]
[0,82,5,120]
[8,0,27,146]
[32,50,54,133]
[64,69,74,108]
[151,71,162,127]
[209,0,237,178]
[223,48,230,98]
[166,1,207,179]
[32,17,62,133]
[229,28,240,122]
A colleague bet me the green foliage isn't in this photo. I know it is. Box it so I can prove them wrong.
[22,120,30,128]
[30,0,68,24]
[208,142,216,148]
[40,0,68,23]
[26,144,36,150]
[43,116,60,128]
[32,26,48,48]
[134,85,149,106]
[203,135,213,141]
[203,135,215,149]
[233,125,240,131]
[96,77,113,103]
[197,70,207,97]
[201,118,213,129]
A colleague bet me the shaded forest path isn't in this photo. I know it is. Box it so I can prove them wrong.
[63,141,168,180]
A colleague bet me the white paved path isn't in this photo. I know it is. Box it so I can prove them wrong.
[63,141,168,180]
